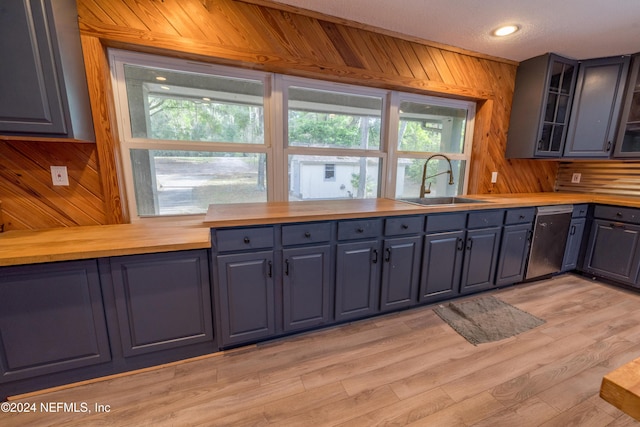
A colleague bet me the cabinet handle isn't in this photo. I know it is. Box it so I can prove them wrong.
[243,236,251,244]
[401,224,409,229]
[457,237,464,251]
[606,141,612,151]
[267,261,273,278]
[466,238,473,251]
[372,249,378,264]
[570,225,576,235]
[527,230,533,242]
[304,231,311,238]
[537,140,543,150]
[385,247,391,262]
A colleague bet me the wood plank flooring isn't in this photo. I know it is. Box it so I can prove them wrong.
[3,274,640,426]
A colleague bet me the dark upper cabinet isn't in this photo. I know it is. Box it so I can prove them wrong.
[563,56,630,158]
[0,0,94,140]
[506,53,578,158]
[614,53,640,158]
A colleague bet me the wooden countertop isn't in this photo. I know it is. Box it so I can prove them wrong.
[203,192,640,227]
[600,357,640,421]
[5,191,640,267]
[0,217,211,267]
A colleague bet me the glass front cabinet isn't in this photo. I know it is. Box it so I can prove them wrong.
[614,54,640,157]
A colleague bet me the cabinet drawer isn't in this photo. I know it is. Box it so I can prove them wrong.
[384,216,424,236]
[504,208,535,225]
[594,205,640,224]
[467,210,504,229]
[215,227,274,252]
[282,222,332,246]
[572,204,589,218]
[337,219,382,240]
[425,213,467,233]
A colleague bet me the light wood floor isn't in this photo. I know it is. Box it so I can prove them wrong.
[3,274,640,426]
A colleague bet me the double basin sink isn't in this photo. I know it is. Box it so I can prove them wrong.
[398,196,487,206]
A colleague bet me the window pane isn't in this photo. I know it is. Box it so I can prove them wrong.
[124,65,264,143]
[288,87,382,149]
[396,157,465,198]
[289,155,379,200]
[131,150,267,216]
[398,101,467,153]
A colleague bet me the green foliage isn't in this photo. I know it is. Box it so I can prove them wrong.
[288,112,380,149]
[147,96,264,144]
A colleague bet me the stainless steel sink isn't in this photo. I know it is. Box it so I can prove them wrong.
[398,196,487,206]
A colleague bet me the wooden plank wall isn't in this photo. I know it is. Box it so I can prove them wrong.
[0,0,558,230]
[557,161,640,196]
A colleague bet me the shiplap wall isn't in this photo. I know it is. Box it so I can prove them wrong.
[0,0,559,230]
[557,161,640,195]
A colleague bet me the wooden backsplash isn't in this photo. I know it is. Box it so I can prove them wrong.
[0,0,559,230]
[557,161,640,196]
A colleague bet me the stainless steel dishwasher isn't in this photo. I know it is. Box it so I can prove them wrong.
[525,205,573,280]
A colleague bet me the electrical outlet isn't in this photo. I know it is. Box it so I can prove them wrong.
[571,173,581,183]
[51,166,69,186]
[491,171,498,183]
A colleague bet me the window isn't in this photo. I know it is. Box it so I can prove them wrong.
[110,50,475,219]
[324,164,336,180]
[392,95,474,198]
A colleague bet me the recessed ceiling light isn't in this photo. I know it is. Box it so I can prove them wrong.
[155,76,167,81]
[492,25,520,37]
[202,97,211,101]
[160,85,170,90]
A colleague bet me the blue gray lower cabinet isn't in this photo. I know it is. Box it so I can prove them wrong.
[0,250,216,399]
[562,217,587,272]
[379,236,423,312]
[584,219,640,285]
[420,229,465,303]
[216,251,276,347]
[335,240,381,321]
[283,245,331,332]
[495,224,532,286]
[460,226,502,294]
[0,260,110,384]
[109,251,214,357]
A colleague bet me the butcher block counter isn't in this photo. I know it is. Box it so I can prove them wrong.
[0,218,211,267]
[5,192,640,267]
[600,357,640,421]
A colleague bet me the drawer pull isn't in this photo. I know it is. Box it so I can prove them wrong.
[616,212,623,217]
[304,231,311,238]
[519,215,525,220]
[243,237,251,244]
[401,224,409,229]
[357,227,364,233]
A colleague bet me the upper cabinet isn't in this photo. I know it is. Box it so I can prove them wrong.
[506,54,578,158]
[0,0,94,141]
[563,56,630,158]
[614,54,640,158]
[506,53,630,159]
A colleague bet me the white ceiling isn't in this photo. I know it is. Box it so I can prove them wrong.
[273,0,640,62]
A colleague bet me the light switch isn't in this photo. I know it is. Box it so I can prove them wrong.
[51,166,69,186]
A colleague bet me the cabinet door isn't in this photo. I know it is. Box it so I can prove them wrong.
[495,223,532,286]
[109,250,213,357]
[562,218,587,272]
[0,260,110,383]
[282,245,331,332]
[380,236,422,312]
[335,241,381,322]
[506,53,577,158]
[420,230,464,303]
[0,0,93,140]
[564,56,630,158]
[614,53,640,158]
[217,251,275,346]
[460,227,502,294]
[584,219,640,285]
